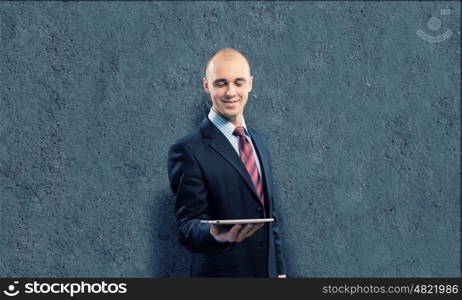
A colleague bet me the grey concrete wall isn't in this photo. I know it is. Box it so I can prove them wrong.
[0,1,460,277]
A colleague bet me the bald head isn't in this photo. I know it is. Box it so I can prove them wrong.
[202,48,253,127]
[205,48,251,79]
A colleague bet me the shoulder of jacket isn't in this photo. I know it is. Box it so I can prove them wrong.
[249,127,268,142]
[171,128,205,151]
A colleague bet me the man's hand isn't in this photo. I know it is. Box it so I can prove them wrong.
[210,223,264,243]
[277,274,287,278]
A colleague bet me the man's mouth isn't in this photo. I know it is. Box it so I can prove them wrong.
[221,99,239,103]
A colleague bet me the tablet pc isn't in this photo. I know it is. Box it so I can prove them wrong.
[200,218,274,225]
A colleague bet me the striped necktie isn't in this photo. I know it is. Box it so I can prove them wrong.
[233,127,266,213]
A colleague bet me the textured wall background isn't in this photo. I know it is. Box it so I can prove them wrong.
[0,1,460,277]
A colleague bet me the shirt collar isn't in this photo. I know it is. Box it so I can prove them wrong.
[208,107,250,137]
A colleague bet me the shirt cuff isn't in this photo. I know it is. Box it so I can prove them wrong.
[213,235,227,243]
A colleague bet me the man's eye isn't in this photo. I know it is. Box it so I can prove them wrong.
[215,83,226,87]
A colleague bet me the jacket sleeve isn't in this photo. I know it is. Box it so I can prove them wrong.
[265,139,287,275]
[167,141,232,254]
[271,194,287,275]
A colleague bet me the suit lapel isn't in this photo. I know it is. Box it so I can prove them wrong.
[200,118,262,205]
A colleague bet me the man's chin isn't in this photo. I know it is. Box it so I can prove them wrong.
[218,111,241,123]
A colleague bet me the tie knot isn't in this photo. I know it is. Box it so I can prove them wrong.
[233,126,246,138]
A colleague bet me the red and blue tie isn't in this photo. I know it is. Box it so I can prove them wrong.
[233,127,266,214]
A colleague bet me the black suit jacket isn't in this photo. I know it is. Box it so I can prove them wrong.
[167,117,285,277]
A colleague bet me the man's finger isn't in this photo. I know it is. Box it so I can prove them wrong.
[236,224,255,242]
[226,224,243,241]
[210,224,219,236]
[234,224,250,242]
[254,223,264,230]
[246,223,264,237]
[238,223,264,241]
[243,224,256,235]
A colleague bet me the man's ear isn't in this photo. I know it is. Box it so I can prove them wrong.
[203,78,210,94]
[249,76,253,92]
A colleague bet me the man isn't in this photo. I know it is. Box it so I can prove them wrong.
[167,48,286,277]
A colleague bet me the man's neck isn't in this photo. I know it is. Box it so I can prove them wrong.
[229,117,243,127]
[212,107,243,127]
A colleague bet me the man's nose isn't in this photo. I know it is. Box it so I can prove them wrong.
[225,85,236,97]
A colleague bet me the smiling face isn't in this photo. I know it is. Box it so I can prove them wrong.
[203,50,253,127]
